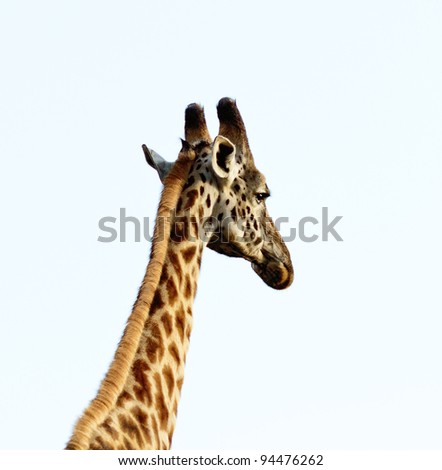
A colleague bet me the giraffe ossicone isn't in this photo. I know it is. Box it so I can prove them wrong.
[66,98,293,450]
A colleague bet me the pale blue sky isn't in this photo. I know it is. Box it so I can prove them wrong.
[0,0,441,449]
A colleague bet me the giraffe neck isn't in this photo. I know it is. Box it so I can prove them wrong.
[88,165,217,449]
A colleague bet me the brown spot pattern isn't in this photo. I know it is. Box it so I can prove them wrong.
[131,406,148,427]
[92,435,112,450]
[116,390,135,408]
[154,372,169,430]
[175,305,186,342]
[123,437,132,449]
[168,342,181,366]
[181,245,197,263]
[171,219,188,243]
[159,266,169,284]
[150,290,165,314]
[102,418,119,440]
[162,364,175,398]
[160,312,173,336]
[177,377,184,392]
[131,406,152,444]
[150,414,160,449]
[132,360,153,405]
[185,325,192,341]
[118,414,144,448]
[132,360,149,387]
[183,175,195,189]
[184,189,198,210]
[168,251,182,279]
[166,277,178,305]
[145,322,164,364]
[184,274,192,299]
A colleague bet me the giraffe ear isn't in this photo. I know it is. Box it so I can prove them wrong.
[142,145,173,183]
[211,135,237,180]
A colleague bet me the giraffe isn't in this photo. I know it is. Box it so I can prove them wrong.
[66,98,294,450]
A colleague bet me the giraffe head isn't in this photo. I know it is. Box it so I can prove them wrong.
[144,98,293,290]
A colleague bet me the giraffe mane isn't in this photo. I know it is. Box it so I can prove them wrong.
[66,146,197,450]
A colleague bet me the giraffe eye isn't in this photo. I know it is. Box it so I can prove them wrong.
[255,192,270,204]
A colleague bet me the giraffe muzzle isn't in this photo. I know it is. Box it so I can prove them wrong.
[252,259,293,290]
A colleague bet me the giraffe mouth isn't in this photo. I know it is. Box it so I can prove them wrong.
[207,238,294,289]
[252,260,293,290]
